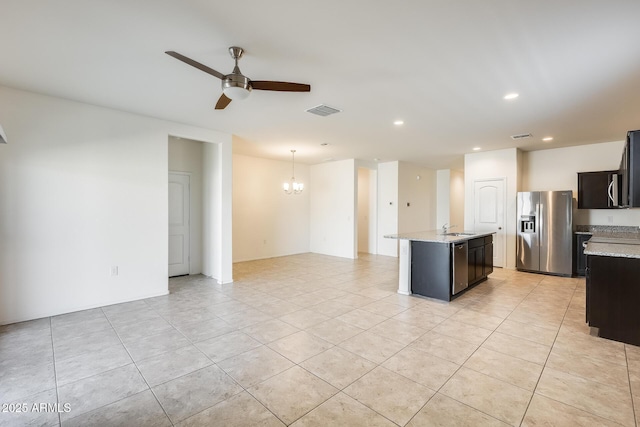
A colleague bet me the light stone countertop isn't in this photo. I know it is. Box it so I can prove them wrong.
[584,232,640,259]
[384,230,495,244]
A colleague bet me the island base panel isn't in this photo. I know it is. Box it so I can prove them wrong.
[410,241,452,301]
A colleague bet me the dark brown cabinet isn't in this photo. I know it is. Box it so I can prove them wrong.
[577,170,619,209]
[468,235,493,285]
[468,237,485,285]
[586,254,640,346]
[574,233,591,276]
[484,236,494,276]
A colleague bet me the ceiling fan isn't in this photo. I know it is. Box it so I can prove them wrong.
[165,46,311,110]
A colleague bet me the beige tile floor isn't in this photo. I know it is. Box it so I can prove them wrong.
[1,252,640,426]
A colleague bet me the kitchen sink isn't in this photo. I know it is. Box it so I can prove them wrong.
[442,232,476,236]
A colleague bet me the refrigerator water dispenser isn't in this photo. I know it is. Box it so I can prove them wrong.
[519,216,536,233]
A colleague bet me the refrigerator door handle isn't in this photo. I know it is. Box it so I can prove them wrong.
[536,202,542,248]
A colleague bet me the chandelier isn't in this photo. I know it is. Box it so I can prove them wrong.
[283,149,304,194]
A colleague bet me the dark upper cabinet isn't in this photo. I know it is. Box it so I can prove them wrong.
[621,130,640,207]
[577,171,620,209]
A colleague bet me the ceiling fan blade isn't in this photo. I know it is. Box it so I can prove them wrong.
[165,51,226,80]
[215,93,232,110]
[251,81,311,92]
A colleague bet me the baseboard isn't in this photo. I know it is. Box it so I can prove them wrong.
[0,289,170,326]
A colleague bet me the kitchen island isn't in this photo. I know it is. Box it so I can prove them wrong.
[385,230,495,301]
[584,228,640,346]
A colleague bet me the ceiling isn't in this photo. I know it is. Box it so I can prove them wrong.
[2,1,640,169]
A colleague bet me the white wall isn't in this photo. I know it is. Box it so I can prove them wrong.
[310,159,357,259]
[168,137,203,274]
[0,85,232,324]
[232,154,310,262]
[398,162,437,234]
[357,168,371,254]
[521,140,640,225]
[436,169,465,232]
[368,169,378,254]
[377,161,399,257]
[465,148,519,269]
[450,169,465,230]
[436,169,451,229]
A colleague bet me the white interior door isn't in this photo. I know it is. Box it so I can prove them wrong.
[474,178,506,268]
[169,173,190,277]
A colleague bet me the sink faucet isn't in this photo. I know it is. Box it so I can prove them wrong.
[442,223,457,234]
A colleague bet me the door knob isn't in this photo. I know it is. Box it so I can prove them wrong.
[498,227,502,230]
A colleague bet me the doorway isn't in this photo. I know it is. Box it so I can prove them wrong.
[473,178,506,268]
[169,172,190,277]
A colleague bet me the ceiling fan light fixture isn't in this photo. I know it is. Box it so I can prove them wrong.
[223,86,251,100]
[222,75,252,100]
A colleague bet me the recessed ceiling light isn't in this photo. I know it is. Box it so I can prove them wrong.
[473,147,481,151]
[373,158,380,162]
[393,120,404,126]
[542,137,553,142]
[503,93,519,100]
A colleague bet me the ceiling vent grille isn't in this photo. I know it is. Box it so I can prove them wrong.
[306,104,342,117]
[511,133,532,140]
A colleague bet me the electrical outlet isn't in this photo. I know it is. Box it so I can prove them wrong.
[110,266,119,277]
[263,239,267,245]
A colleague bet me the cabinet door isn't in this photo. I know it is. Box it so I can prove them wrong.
[585,256,590,323]
[468,247,477,284]
[577,171,617,209]
[484,243,493,275]
[575,234,591,276]
[475,246,485,280]
[587,255,640,345]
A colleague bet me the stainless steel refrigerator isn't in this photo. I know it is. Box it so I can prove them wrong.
[516,191,573,276]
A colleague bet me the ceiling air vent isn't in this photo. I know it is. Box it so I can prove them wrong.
[306,104,342,117]
[511,133,532,140]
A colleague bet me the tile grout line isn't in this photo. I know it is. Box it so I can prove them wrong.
[126,297,234,426]
[49,316,62,427]
[515,277,571,426]
[215,282,412,425]
[389,279,511,425]
[139,284,279,425]
[102,307,175,426]
[518,277,632,426]
[416,273,546,426]
[625,341,638,427]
